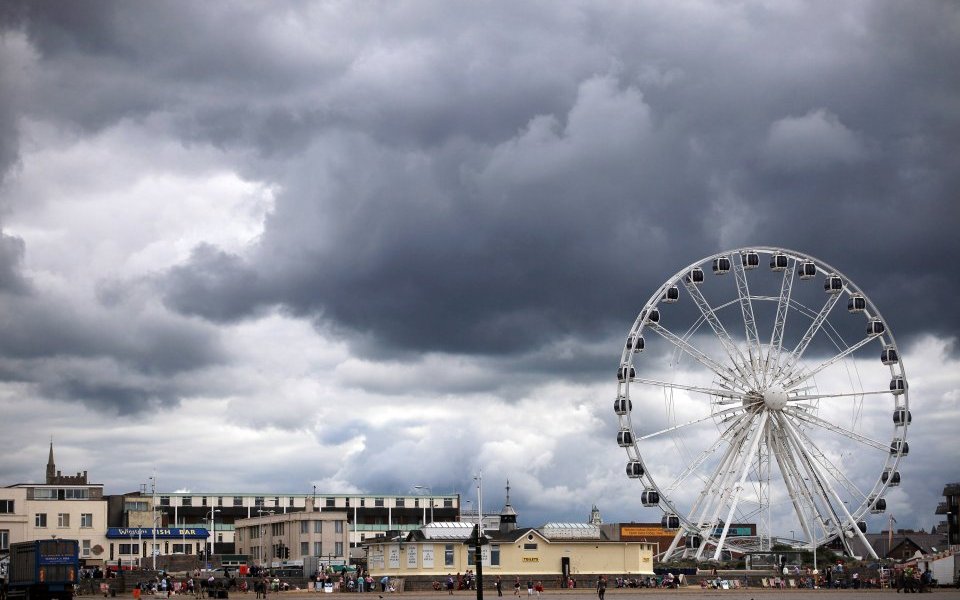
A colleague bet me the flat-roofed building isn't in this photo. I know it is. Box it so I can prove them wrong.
[234,508,350,567]
[114,490,461,556]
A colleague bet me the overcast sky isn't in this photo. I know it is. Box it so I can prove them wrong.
[0,1,958,537]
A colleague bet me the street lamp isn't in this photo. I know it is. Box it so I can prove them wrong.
[207,508,221,566]
[257,510,274,568]
[413,485,433,525]
[473,471,483,532]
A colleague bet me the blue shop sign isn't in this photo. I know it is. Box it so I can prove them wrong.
[107,527,209,539]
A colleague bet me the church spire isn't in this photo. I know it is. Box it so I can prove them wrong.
[46,438,56,484]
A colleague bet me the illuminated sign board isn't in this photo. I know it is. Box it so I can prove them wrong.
[106,528,209,539]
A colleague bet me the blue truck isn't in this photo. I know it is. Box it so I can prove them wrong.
[4,540,79,600]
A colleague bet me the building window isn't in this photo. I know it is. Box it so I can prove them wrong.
[395,498,405,508]
[523,543,537,550]
[345,498,350,508]
[0,529,8,551]
[444,544,455,567]
[300,521,309,534]
[233,497,243,507]
[172,543,191,554]
[36,513,47,527]
[182,497,192,507]
[81,513,93,528]
[217,497,224,507]
[414,498,420,508]
[274,497,280,507]
[313,542,322,556]
[314,521,322,534]
[0,500,13,513]
[255,497,265,507]
[334,521,343,534]
[325,497,335,508]
[288,497,295,507]
[34,489,56,500]
[82,540,91,557]
[271,523,284,536]
[125,501,148,512]
[335,542,343,556]
[57,513,70,527]
[444,499,453,508]
[160,496,170,506]
[491,545,500,566]
[359,498,365,507]
[374,498,384,507]
[300,542,309,556]
[63,488,88,500]
[202,497,207,507]
[119,543,140,555]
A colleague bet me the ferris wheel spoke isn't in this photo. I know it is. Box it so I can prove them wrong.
[732,254,764,385]
[665,411,755,494]
[782,334,877,389]
[681,280,761,389]
[789,420,868,501]
[787,389,890,402]
[784,407,888,452]
[773,292,843,384]
[630,376,749,401]
[764,260,796,381]
[638,405,744,441]
[646,324,749,390]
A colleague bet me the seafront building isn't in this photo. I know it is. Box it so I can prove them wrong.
[0,443,459,567]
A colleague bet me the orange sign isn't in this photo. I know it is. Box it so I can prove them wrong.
[620,526,670,537]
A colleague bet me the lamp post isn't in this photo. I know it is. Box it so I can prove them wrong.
[207,508,221,566]
[258,510,274,568]
[473,471,483,532]
[413,485,433,525]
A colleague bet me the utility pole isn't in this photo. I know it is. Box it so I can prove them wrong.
[467,524,488,600]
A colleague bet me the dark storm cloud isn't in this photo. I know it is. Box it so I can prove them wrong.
[2,1,959,399]
[129,1,956,360]
[0,230,29,293]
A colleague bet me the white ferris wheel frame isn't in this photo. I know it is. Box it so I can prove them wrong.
[615,246,910,562]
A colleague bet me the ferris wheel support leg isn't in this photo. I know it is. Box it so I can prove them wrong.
[692,415,762,560]
[686,414,758,560]
[662,529,686,561]
[713,412,770,560]
[779,414,878,559]
[769,426,815,544]
[777,413,852,552]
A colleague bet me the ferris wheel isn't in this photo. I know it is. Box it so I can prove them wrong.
[615,247,909,561]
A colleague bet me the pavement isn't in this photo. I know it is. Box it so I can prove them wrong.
[237,588,960,600]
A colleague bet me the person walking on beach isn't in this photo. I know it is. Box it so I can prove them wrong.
[596,576,606,600]
[495,576,503,597]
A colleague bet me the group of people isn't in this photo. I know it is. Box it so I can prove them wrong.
[893,566,936,593]
[608,575,675,588]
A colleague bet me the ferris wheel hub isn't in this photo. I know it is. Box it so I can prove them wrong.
[763,386,789,411]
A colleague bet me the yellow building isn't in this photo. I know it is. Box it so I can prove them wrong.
[366,522,655,578]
